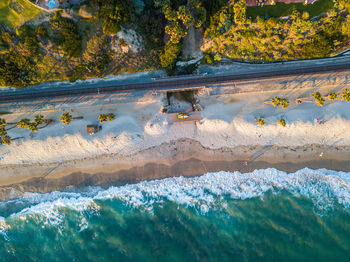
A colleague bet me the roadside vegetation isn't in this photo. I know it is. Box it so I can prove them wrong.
[0,0,349,88]
[0,0,43,28]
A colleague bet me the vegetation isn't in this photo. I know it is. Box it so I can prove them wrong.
[107,113,116,121]
[60,113,72,125]
[257,117,265,126]
[246,0,334,18]
[341,88,350,102]
[203,1,350,62]
[327,92,338,100]
[2,135,11,145]
[17,115,45,132]
[160,43,182,71]
[49,12,82,58]
[270,97,289,108]
[311,91,325,106]
[0,0,43,28]
[98,0,135,35]
[1,0,349,88]
[0,117,10,145]
[99,113,116,123]
[278,118,286,127]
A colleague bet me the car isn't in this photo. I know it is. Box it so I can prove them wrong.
[177,113,189,119]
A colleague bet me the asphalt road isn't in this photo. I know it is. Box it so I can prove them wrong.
[0,62,349,103]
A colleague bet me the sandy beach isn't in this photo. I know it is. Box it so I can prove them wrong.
[1,138,350,200]
[1,68,350,199]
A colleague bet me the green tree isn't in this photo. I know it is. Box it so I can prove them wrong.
[98,114,108,123]
[0,118,6,128]
[50,14,82,57]
[28,123,39,132]
[165,21,187,44]
[160,42,182,70]
[107,113,116,121]
[17,118,31,129]
[2,135,11,145]
[327,92,337,100]
[341,88,350,102]
[195,6,207,28]
[188,0,199,8]
[278,118,286,127]
[103,18,121,34]
[154,0,170,7]
[34,115,45,125]
[17,118,38,132]
[60,113,72,125]
[256,117,265,126]
[280,98,289,108]
[311,91,325,106]
[233,0,246,24]
[177,6,194,27]
[271,96,281,107]
[0,127,6,137]
[163,5,177,21]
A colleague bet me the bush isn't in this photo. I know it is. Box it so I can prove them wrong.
[160,42,182,70]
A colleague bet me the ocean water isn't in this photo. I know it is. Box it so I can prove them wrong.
[0,168,350,261]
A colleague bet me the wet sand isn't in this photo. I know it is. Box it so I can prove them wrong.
[0,138,350,200]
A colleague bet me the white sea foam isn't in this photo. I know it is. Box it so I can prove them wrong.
[0,168,349,232]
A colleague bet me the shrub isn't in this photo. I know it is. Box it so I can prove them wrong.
[160,42,182,70]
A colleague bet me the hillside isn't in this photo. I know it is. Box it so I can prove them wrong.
[0,0,349,88]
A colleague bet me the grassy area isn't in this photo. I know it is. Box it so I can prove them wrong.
[246,0,334,19]
[0,0,42,27]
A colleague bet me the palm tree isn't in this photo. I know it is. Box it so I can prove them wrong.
[28,123,39,133]
[340,88,350,102]
[311,91,325,106]
[0,118,6,128]
[256,117,265,126]
[280,98,289,108]
[60,113,73,125]
[327,92,337,100]
[98,114,108,123]
[265,97,289,108]
[107,113,116,121]
[278,118,286,127]
[0,127,7,136]
[271,96,281,107]
[34,115,45,125]
[1,135,11,145]
[17,118,31,129]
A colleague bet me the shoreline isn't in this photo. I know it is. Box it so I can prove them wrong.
[1,138,350,201]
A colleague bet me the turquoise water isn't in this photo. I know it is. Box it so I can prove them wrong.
[0,168,350,261]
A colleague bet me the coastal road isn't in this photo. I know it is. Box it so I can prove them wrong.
[0,62,350,103]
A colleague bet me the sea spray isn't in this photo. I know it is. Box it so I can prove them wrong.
[0,168,349,226]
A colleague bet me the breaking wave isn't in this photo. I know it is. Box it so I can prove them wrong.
[0,168,349,233]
